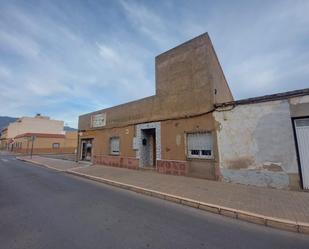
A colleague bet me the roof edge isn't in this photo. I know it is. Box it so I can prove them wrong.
[14,133,66,139]
[215,88,309,108]
[155,32,209,59]
[79,95,156,118]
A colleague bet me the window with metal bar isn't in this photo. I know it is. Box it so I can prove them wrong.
[110,137,120,155]
[187,132,213,159]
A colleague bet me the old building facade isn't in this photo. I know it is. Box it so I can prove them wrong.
[12,131,77,154]
[78,33,233,179]
[0,128,8,150]
[78,33,309,190]
[214,89,309,190]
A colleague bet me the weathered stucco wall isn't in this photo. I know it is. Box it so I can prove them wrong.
[89,125,136,158]
[289,95,309,117]
[214,99,300,189]
[13,136,76,154]
[63,131,77,148]
[160,113,218,179]
[80,113,218,180]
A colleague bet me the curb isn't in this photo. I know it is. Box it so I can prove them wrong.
[17,157,88,172]
[17,157,66,172]
[17,157,309,235]
[67,170,309,235]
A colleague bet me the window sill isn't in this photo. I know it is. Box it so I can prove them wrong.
[187,157,216,162]
[109,154,120,156]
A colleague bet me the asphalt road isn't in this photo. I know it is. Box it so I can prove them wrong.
[1,154,309,249]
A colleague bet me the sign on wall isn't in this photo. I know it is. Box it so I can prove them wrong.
[132,137,138,150]
[91,113,106,128]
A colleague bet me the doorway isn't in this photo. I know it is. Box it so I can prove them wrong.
[81,139,93,161]
[140,128,156,168]
[294,118,309,190]
[136,122,161,168]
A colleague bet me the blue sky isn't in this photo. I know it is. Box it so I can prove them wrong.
[0,0,308,127]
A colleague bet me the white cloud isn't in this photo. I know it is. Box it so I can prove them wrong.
[0,30,40,59]
[0,0,308,127]
[95,40,154,99]
[0,65,11,80]
[26,80,71,97]
[0,1,157,127]
[97,43,122,65]
[119,0,178,48]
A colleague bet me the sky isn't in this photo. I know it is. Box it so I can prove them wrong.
[0,0,308,128]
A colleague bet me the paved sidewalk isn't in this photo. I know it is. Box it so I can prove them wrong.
[0,150,21,156]
[40,153,76,161]
[17,156,309,231]
[18,156,89,171]
[72,165,309,222]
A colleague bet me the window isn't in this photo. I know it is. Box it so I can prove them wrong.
[187,132,213,159]
[110,137,120,155]
[52,143,60,149]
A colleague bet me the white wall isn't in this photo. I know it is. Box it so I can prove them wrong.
[290,95,309,117]
[214,99,300,189]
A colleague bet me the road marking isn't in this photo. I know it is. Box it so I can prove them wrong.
[1,159,9,162]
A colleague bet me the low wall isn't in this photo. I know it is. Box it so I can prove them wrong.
[93,156,189,176]
[94,155,139,169]
[157,159,189,176]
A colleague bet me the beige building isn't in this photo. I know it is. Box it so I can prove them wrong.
[1,114,77,155]
[78,33,233,179]
[78,32,309,191]
[6,114,64,139]
[0,128,9,150]
[12,131,77,154]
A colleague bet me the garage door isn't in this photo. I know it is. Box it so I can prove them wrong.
[295,118,309,190]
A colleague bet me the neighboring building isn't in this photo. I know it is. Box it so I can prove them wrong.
[78,32,309,191]
[12,131,77,154]
[2,114,77,154]
[78,33,233,179]
[0,128,9,150]
[6,114,64,139]
[214,89,309,190]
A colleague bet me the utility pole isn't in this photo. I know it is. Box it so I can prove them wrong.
[30,135,35,159]
[76,131,80,162]
[76,131,83,162]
